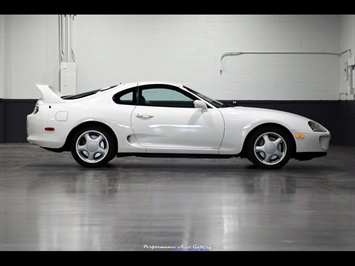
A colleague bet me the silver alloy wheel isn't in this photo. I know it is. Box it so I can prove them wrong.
[75,130,109,164]
[253,132,287,166]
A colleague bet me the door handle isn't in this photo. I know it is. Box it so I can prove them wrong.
[136,114,154,118]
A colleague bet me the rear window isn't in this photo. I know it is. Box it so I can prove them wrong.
[62,85,118,100]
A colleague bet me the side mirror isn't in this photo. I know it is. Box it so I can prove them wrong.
[194,100,208,112]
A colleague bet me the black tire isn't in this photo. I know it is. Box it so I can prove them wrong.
[246,126,293,169]
[70,125,117,168]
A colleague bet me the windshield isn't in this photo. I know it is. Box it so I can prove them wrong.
[183,86,227,108]
[62,84,118,100]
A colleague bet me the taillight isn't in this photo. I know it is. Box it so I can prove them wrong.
[33,104,39,114]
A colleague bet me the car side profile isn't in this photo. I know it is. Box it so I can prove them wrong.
[27,81,331,169]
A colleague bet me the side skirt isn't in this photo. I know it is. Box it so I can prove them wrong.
[116,153,238,159]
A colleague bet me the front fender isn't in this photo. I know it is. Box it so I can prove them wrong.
[218,107,314,155]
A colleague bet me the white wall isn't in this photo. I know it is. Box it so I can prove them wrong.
[0,15,6,99]
[0,15,59,99]
[340,15,355,100]
[1,14,353,101]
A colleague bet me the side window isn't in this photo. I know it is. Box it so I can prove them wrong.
[113,89,135,105]
[140,87,195,108]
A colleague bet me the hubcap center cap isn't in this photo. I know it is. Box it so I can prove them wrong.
[265,143,277,154]
[87,141,99,152]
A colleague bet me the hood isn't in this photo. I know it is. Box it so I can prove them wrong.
[220,106,313,131]
[233,106,309,119]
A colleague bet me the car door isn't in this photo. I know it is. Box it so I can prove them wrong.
[130,84,225,154]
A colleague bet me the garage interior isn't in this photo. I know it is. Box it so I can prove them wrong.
[0,14,354,251]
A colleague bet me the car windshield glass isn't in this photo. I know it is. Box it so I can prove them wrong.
[62,84,118,100]
[183,86,227,108]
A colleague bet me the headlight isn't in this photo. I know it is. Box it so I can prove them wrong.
[308,121,327,132]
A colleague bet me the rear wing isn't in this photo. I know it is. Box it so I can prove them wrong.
[35,84,64,103]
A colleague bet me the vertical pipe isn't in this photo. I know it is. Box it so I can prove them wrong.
[65,15,68,62]
[58,15,61,64]
[58,15,60,63]
[72,15,76,62]
[69,15,73,62]
[68,15,71,62]
[59,15,66,63]
[0,15,5,99]
[58,15,61,91]
[69,15,76,62]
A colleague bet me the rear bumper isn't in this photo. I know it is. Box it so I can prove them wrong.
[27,113,43,146]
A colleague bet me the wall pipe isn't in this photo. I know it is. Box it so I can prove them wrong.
[220,49,352,74]
[69,15,76,62]
[58,15,63,64]
[65,15,68,62]
[58,14,76,64]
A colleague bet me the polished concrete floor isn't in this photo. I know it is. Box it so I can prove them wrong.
[0,143,354,251]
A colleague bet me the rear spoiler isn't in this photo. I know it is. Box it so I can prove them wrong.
[35,84,64,103]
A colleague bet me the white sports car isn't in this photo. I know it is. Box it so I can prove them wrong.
[27,81,331,169]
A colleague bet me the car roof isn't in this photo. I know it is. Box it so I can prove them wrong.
[140,81,182,87]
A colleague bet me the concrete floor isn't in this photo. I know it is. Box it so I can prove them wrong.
[0,143,354,251]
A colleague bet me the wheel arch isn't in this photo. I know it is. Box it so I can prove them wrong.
[63,121,118,152]
[240,122,296,158]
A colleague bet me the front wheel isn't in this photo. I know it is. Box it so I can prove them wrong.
[70,125,117,167]
[246,126,293,169]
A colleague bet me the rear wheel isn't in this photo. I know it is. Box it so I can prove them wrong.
[70,125,117,167]
[246,126,293,169]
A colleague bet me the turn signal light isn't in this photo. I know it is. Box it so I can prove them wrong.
[295,134,305,139]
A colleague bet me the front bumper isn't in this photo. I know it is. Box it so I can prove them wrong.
[293,130,331,153]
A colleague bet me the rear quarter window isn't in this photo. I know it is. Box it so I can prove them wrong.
[113,89,135,105]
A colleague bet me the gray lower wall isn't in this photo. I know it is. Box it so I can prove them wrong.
[1,99,355,145]
[0,99,37,143]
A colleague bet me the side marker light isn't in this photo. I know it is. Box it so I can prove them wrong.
[295,134,304,139]
[44,127,55,131]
